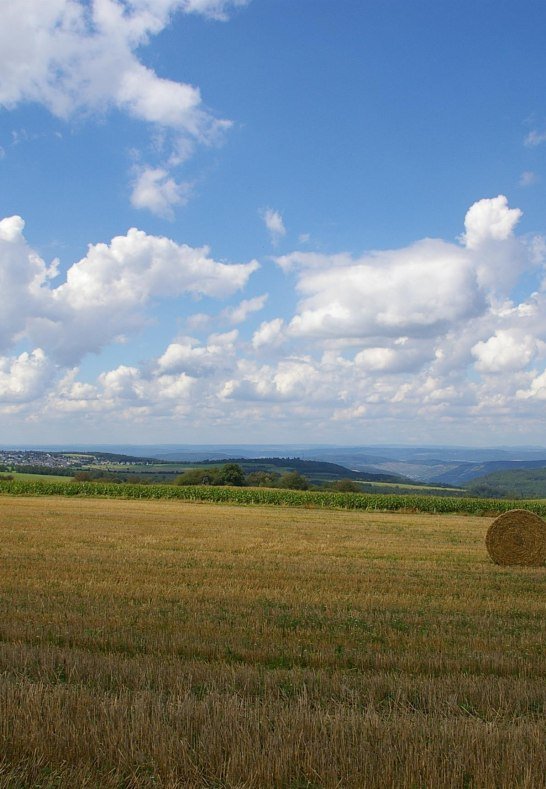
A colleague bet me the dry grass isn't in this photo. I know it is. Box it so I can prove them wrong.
[0,496,544,788]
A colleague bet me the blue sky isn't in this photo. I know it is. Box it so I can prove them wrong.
[1,0,546,445]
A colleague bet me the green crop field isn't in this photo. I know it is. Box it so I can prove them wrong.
[1,475,546,516]
[9,471,74,483]
[0,495,544,787]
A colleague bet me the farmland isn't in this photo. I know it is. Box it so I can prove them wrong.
[0,448,467,493]
[0,496,544,787]
[1,475,546,516]
[9,471,75,483]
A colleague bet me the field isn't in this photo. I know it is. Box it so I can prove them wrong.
[0,496,544,788]
[9,472,74,483]
[2,476,545,515]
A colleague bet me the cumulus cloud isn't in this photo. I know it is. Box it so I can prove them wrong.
[130,167,192,218]
[517,371,546,401]
[462,195,522,249]
[0,216,58,352]
[221,357,322,402]
[0,215,258,364]
[0,349,55,403]
[471,330,545,374]
[273,197,537,353]
[284,239,484,341]
[0,1,221,129]
[97,363,196,410]
[461,195,528,293]
[156,331,238,376]
[4,195,546,441]
[252,318,286,349]
[221,294,268,324]
[262,208,286,245]
[0,0,248,214]
[354,339,433,374]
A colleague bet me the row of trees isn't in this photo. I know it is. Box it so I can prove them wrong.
[68,464,360,491]
[175,464,310,489]
[175,464,363,492]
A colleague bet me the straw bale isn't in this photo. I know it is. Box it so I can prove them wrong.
[486,509,546,566]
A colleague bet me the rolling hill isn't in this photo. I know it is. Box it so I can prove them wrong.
[465,467,546,499]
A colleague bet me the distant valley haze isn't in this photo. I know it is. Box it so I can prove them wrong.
[4,443,546,487]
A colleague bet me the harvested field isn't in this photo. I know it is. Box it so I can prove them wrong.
[0,496,544,788]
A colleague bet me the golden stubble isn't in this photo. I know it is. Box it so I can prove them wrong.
[0,496,544,788]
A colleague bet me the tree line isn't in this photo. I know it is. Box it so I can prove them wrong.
[174,463,364,491]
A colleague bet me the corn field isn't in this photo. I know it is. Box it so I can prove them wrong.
[1,476,545,515]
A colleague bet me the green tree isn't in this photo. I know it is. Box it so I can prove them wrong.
[277,471,309,490]
[327,478,361,493]
[175,468,221,486]
[218,463,245,486]
[245,470,282,488]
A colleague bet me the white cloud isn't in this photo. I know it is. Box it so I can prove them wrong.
[50,362,197,416]
[0,349,55,403]
[252,318,286,349]
[181,0,250,20]
[519,170,538,188]
[156,331,238,375]
[53,228,258,307]
[524,129,546,147]
[472,330,545,374]
[332,404,367,421]
[4,195,546,442]
[284,239,484,341]
[186,312,212,330]
[222,357,322,402]
[221,294,268,324]
[462,196,529,293]
[100,365,146,400]
[0,214,25,243]
[354,341,433,374]
[0,215,259,364]
[526,236,546,267]
[0,216,57,352]
[0,0,247,215]
[462,195,522,249]
[262,208,286,245]
[98,362,196,407]
[275,250,354,273]
[355,348,396,371]
[275,197,538,349]
[0,1,215,130]
[130,167,192,218]
[517,370,546,401]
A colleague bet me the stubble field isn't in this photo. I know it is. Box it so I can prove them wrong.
[0,496,544,788]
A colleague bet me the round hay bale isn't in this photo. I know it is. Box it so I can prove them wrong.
[486,509,546,566]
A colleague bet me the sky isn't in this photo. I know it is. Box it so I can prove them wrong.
[1,0,546,446]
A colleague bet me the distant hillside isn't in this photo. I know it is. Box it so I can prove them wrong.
[431,459,546,486]
[193,457,415,485]
[465,467,546,499]
[8,445,546,485]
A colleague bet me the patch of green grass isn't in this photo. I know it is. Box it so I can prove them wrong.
[10,472,73,483]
